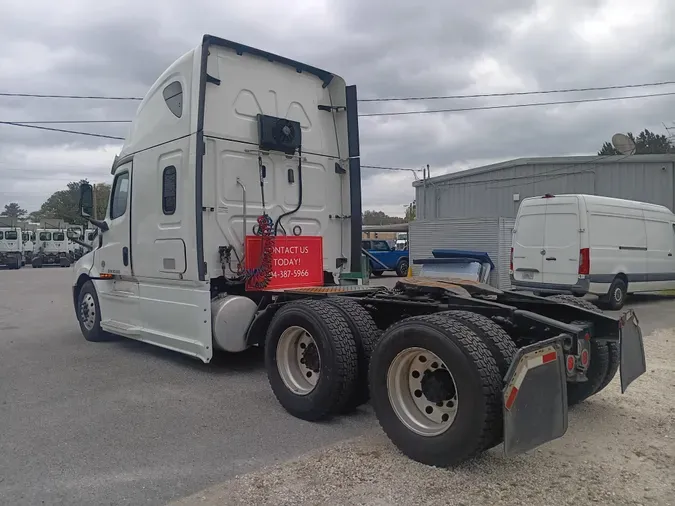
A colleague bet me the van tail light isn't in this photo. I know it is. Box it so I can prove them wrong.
[578,248,590,275]
[510,247,514,272]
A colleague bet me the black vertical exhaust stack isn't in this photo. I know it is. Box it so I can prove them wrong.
[345,85,362,274]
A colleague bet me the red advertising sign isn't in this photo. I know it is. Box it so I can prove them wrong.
[245,235,324,290]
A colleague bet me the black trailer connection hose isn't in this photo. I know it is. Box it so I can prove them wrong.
[274,146,302,236]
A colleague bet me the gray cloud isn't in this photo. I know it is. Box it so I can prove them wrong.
[2,0,674,215]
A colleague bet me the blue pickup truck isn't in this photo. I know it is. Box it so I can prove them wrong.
[362,239,409,277]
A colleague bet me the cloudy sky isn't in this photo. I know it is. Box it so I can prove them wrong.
[2,0,675,216]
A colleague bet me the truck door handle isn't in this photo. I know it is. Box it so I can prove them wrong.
[122,247,129,266]
[669,252,673,257]
[545,257,556,261]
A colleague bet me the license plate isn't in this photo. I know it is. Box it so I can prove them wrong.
[522,271,534,280]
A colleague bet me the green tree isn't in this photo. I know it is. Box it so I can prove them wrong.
[598,129,675,155]
[1,202,27,219]
[34,180,111,224]
[405,201,416,222]
[362,210,406,225]
[93,183,111,220]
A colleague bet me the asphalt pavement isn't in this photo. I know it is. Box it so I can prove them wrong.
[1,268,673,505]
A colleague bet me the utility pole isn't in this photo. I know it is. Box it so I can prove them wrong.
[92,184,97,220]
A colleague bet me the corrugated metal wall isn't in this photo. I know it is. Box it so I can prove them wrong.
[416,159,675,220]
[409,217,513,289]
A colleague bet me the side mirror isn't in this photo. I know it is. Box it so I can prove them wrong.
[79,183,94,218]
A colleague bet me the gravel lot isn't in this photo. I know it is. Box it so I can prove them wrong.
[170,325,675,506]
[1,267,674,505]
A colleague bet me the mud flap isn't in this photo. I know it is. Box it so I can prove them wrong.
[619,309,646,394]
[503,337,568,456]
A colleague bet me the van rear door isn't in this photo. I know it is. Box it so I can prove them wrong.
[542,196,581,285]
[512,199,546,283]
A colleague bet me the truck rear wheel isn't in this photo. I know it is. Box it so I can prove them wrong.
[265,300,359,421]
[547,295,615,405]
[323,297,382,411]
[439,310,516,449]
[369,314,502,467]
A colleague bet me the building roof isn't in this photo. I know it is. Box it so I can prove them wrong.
[412,154,675,187]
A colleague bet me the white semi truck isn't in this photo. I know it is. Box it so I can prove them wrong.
[0,219,23,269]
[33,220,72,267]
[72,35,646,467]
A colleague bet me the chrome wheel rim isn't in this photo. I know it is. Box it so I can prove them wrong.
[387,347,458,437]
[276,326,320,395]
[80,293,96,331]
[614,287,623,303]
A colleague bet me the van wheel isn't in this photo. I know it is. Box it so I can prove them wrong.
[77,281,110,342]
[605,278,627,310]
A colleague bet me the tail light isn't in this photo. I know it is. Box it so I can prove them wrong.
[578,248,590,275]
[510,247,514,272]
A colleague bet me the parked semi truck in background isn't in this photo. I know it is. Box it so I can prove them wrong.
[33,220,72,268]
[71,35,646,467]
[0,219,23,269]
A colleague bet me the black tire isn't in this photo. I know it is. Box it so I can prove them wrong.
[440,311,516,378]
[324,297,382,411]
[77,280,110,342]
[438,311,516,449]
[395,258,409,277]
[265,300,359,421]
[32,258,42,268]
[369,314,502,467]
[605,277,627,310]
[547,295,611,405]
[596,342,619,395]
[371,270,384,277]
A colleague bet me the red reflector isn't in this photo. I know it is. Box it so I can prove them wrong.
[505,386,518,410]
[542,351,557,364]
[578,248,590,276]
[566,355,575,371]
[509,247,514,272]
[584,332,591,341]
[580,349,589,367]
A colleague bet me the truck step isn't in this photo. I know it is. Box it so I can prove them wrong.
[100,320,141,337]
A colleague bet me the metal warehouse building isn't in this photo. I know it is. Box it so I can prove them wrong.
[409,155,675,288]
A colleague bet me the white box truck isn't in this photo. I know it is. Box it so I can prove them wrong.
[511,194,675,309]
[71,35,646,467]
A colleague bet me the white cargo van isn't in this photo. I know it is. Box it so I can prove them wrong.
[511,194,675,309]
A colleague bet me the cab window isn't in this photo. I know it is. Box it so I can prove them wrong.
[39,232,51,241]
[371,240,391,251]
[0,232,3,240]
[110,172,130,220]
[22,232,29,242]
[53,232,65,241]
[361,240,371,250]
[5,231,17,240]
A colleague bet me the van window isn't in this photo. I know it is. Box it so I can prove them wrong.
[39,232,51,241]
[53,232,65,241]
[5,230,18,240]
[110,172,130,220]
[163,81,183,118]
[162,166,177,215]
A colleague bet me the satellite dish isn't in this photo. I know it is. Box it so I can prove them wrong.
[611,133,636,155]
